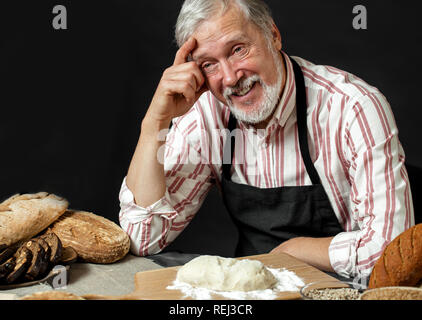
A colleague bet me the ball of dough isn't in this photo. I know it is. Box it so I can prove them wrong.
[176,255,278,292]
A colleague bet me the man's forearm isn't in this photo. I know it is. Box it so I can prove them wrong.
[270,237,335,272]
[126,116,170,207]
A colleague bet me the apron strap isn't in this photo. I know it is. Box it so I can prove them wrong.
[223,56,321,185]
[222,114,238,179]
[291,58,321,185]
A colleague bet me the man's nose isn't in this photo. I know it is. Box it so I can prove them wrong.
[221,60,243,88]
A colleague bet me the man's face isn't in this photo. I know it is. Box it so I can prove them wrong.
[191,5,284,124]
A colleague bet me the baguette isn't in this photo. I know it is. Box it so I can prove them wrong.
[0,193,68,247]
[368,223,422,288]
[49,210,130,264]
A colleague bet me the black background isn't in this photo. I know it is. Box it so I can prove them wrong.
[0,1,420,257]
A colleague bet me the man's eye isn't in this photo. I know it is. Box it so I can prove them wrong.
[201,62,216,73]
[233,46,245,54]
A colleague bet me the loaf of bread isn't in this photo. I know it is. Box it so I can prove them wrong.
[368,223,422,288]
[361,287,422,300]
[0,193,68,247]
[0,232,64,284]
[49,210,130,264]
[21,291,85,300]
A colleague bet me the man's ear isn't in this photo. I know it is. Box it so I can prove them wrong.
[271,22,282,51]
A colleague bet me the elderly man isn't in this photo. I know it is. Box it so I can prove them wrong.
[119,0,414,280]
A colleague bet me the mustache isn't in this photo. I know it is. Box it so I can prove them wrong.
[223,75,261,98]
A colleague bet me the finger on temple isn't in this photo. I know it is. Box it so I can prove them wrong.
[173,37,197,66]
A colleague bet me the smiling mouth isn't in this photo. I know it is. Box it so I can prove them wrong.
[231,82,257,97]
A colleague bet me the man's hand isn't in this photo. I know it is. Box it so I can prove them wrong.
[146,37,208,127]
[270,236,335,272]
[126,37,208,208]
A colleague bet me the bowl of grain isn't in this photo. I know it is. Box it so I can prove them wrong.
[300,280,366,300]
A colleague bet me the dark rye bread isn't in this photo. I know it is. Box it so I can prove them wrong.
[0,245,18,265]
[369,224,422,288]
[6,246,32,283]
[39,232,62,264]
[0,257,15,279]
[24,240,46,281]
[0,232,66,284]
[34,238,51,277]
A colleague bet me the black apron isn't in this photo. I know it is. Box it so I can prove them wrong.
[221,58,343,257]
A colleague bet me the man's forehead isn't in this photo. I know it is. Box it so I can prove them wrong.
[192,32,250,61]
[190,5,253,60]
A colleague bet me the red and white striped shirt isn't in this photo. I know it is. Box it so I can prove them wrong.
[119,52,414,279]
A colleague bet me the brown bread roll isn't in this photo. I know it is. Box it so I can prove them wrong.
[49,210,130,264]
[368,223,422,288]
[0,193,68,247]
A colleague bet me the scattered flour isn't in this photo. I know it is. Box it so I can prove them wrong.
[167,267,305,300]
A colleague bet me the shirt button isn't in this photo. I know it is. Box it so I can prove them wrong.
[262,142,268,149]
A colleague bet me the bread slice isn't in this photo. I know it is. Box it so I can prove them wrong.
[6,247,32,284]
[39,232,62,264]
[0,244,19,265]
[0,193,68,247]
[34,237,51,277]
[50,210,130,264]
[24,240,46,281]
[0,257,16,280]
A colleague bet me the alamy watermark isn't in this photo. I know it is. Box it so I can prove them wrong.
[352,274,369,290]
[51,5,368,31]
[52,5,67,30]
[157,127,266,171]
[47,265,68,289]
[353,5,368,30]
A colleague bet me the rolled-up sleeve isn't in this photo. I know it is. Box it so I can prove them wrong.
[119,178,180,256]
[328,93,414,279]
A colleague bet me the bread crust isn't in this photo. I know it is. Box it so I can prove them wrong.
[20,291,84,300]
[0,193,68,247]
[50,210,130,264]
[369,224,422,288]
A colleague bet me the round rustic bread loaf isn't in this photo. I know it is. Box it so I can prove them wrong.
[360,286,422,300]
[49,210,130,264]
[369,223,422,288]
[0,193,68,247]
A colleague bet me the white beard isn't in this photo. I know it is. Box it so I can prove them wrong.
[223,50,283,125]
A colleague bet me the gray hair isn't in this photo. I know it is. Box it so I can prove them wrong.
[175,0,274,48]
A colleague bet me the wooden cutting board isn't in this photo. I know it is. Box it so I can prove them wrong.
[83,253,341,300]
